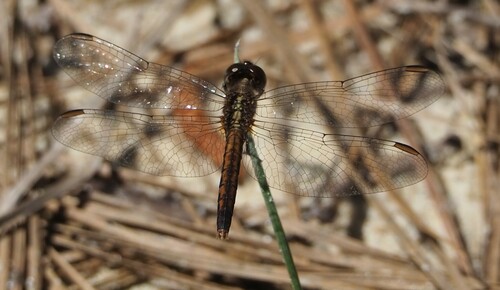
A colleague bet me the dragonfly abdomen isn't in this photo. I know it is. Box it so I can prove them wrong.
[217,128,246,239]
[217,91,259,239]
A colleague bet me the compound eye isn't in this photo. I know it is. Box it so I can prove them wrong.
[249,64,266,89]
[223,61,267,92]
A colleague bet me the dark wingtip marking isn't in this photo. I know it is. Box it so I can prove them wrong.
[60,110,86,118]
[70,33,95,40]
[394,142,420,156]
[404,66,429,73]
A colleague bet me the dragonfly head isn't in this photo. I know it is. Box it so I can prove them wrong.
[223,61,267,95]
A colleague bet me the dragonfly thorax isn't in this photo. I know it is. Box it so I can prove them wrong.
[221,61,265,134]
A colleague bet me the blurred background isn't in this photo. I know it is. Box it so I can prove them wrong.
[0,0,498,289]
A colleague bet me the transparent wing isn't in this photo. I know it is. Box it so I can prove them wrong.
[52,109,225,177]
[257,66,444,128]
[53,33,225,110]
[245,121,427,197]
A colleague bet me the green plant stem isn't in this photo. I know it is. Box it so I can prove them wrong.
[246,134,302,290]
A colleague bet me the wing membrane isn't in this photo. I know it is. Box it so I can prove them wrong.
[52,109,224,176]
[245,121,427,197]
[257,66,444,128]
[53,33,225,110]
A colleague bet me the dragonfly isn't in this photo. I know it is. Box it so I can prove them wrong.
[52,33,444,239]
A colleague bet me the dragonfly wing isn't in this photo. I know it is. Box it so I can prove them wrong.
[53,33,225,110]
[257,66,444,128]
[52,109,224,177]
[245,121,427,197]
